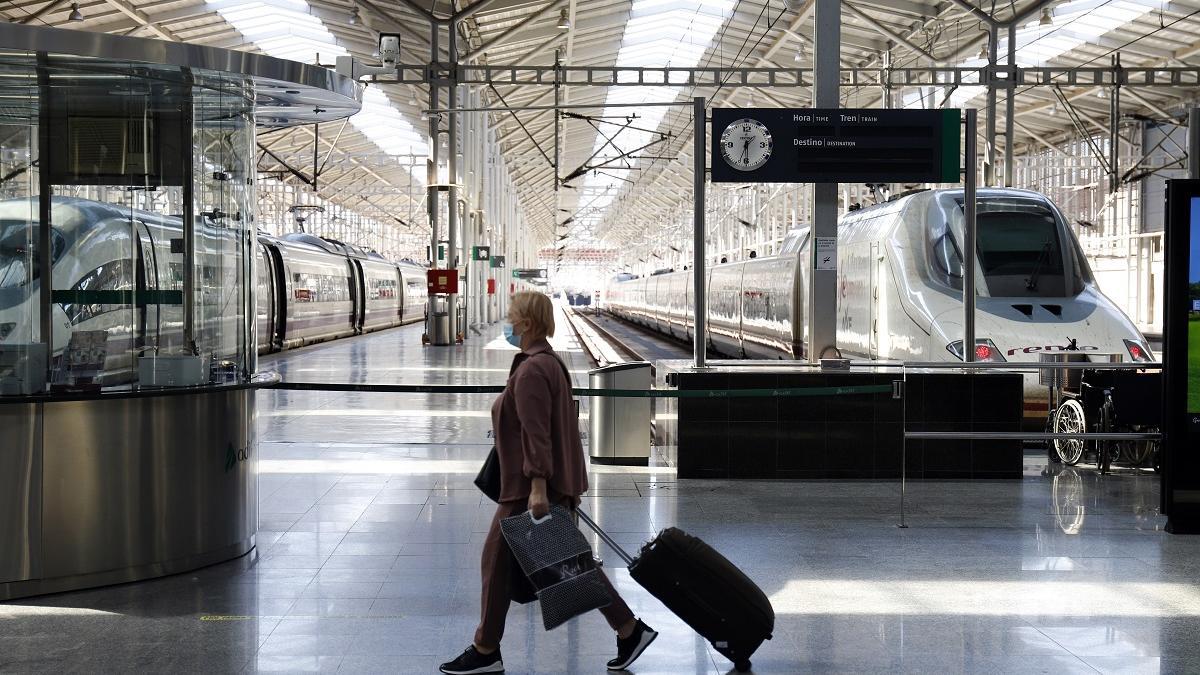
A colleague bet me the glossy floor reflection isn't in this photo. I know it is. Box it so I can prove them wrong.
[3,312,1199,674]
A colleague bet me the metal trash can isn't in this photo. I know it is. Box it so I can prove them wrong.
[428,296,452,345]
[588,362,651,465]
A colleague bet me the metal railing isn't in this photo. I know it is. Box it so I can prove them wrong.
[897,359,1163,528]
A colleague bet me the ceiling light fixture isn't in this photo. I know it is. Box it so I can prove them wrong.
[557,8,570,30]
[68,2,83,21]
[348,4,360,25]
[1040,7,1054,25]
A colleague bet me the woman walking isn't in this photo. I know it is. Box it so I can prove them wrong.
[440,291,657,674]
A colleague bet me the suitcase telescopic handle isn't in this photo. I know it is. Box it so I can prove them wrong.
[575,507,635,566]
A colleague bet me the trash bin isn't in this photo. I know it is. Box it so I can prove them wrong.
[428,296,452,345]
[588,362,651,465]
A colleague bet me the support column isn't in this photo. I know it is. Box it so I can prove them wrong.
[1002,24,1016,187]
[693,96,707,369]
[984,25,997,186]
[1109,55,1121,194]
[426,21,442,343]
[1190,108,1200,178]
[807,0,839,362]
[964,109,978,361]
[448,28,460,343]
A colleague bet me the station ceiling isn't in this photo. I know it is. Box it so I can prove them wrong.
[6,0,1199,256]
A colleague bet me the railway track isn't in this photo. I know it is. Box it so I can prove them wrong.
[563,304,695,371]
[563,305,642,366]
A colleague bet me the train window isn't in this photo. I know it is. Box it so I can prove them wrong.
[0,222,66,287]
[61,258,133,324]
[292,271,353,303]
[938,196,1081,298]
[931,231,963,283]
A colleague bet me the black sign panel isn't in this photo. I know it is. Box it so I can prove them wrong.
[1163,179,1200,533]
[710,108,961,184]
[513,268,547,280]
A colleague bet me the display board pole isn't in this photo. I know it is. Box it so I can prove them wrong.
[693,96,707,369]
[1190,108,1200,178]
[964,108,978,362]
[808,0,840,362]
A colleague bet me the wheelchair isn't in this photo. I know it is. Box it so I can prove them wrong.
[1050,368,1161,473]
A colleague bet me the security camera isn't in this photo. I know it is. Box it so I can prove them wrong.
[378,34,400,66]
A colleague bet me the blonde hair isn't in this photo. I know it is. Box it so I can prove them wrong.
[510,291,555,339]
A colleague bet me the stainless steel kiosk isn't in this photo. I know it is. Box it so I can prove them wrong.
[0,23,361,600]
[588,362,652,465]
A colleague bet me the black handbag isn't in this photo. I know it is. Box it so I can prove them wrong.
[474,447,536,604]
[474,446,502,503]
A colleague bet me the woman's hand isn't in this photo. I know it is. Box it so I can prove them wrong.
[529,477,550,518]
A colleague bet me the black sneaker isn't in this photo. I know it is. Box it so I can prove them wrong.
[607,619,658,671]
[439,645,504,674]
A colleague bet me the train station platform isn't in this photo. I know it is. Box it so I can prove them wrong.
[2,308,1199,674]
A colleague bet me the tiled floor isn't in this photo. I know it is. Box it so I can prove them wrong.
[3,308,1199,674]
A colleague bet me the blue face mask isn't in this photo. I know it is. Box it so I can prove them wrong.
[503,322,522,348]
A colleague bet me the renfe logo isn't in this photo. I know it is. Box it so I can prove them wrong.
[1006,344,1099,356]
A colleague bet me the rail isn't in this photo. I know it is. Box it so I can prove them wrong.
[562,306,634,367]
[273,357,1164,530]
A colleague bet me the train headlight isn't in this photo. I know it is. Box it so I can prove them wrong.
[1122,339,1153,363]
[946,338,1007,362]
[0,322,15,341]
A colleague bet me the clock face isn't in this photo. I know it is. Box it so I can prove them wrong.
[720,118,773,171]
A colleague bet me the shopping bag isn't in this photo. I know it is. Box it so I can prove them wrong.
[499,504,611,630]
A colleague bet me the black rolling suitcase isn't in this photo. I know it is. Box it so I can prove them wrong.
[577,510,774,672]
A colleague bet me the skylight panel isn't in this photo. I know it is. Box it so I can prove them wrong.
[211,0,427,183]
[353,87,429,157]
[922,0,1157,110]
[579,0,734,226]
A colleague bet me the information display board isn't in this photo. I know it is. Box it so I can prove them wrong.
[513,268,547,280]
[710,107,961,184]
[1163,179,1200,533]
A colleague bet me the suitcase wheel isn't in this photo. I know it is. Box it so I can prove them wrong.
[735,659,752,672]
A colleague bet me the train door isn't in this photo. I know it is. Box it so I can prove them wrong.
[255,243,275,353]
[134,221,158,354]
[264,242,287,350]
[400,265,410,324]
[869,241,880,358]
[349,258,365,333]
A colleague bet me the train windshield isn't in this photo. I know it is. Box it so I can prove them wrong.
[929,195,1090,297]
[0,222,67,290]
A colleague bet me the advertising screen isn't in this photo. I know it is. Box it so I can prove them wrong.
[1191,198,1200,413]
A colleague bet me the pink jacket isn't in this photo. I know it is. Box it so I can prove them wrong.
[491,338,588,503]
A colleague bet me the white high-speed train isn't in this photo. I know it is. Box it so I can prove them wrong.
[605,188,1153,383]
[0,197,427,383]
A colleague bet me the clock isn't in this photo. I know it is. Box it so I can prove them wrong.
[719,118,773,171]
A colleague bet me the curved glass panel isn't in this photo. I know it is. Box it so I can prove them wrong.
[0,51,260,395]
